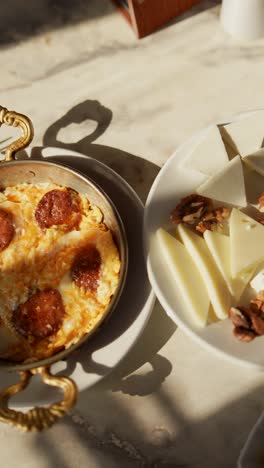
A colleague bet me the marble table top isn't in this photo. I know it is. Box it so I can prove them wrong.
[0,1,263,467]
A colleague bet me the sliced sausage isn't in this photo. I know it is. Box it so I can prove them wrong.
[12,289,65,339]
[71,246,101,292]
[0,209,14,252]
[35,188,81,229]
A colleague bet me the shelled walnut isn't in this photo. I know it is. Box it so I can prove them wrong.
[196,207,230,234]
[258,192,264,212]
[170,194,211,226]
[229,291,264,342]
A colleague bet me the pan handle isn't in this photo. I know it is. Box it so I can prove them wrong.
[0,366,77,432]
[0,106,34,161]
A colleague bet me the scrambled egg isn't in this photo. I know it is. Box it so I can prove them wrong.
[0,183,121,362]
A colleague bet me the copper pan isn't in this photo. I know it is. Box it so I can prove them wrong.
[0,106,128,431]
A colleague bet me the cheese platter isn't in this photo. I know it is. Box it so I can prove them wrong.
[144,110,264,369]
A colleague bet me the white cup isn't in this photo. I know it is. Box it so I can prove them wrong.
[221,0,264,40]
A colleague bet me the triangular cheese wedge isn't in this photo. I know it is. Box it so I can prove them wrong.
[219,126,238,160]
[244,148,264,177]
[182,125,229,176]
[250,266,264,293]
[243,163,264,206]
[230,208,264,277]
[204,230,255,300]
[197,155,246,207]
[156,228,209,326]
[207,303,219,324]
[223,112,264,157]
[177,224,231,319]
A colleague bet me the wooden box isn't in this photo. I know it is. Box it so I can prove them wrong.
[112,0,203,38]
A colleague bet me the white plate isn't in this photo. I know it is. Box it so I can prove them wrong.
[0,147,155,407]
[144,110,264,371]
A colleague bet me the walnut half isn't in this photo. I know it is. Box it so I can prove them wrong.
[251,290,264,312]
[229,291,264,342]
[229,307,257,342]
[170,194,211,226]
[250,292,264,335]
[196,207,230,234]
[229,307,251,328]
[233,327,256,342]
[258,192,264,212]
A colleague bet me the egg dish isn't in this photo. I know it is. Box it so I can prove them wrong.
[0,182,121,362]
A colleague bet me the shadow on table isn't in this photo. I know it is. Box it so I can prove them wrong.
[0,0,114,47]
[31,382,264,468]
[99,299,177,396]
[38,99,160,203]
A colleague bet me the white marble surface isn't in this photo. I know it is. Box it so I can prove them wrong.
[0,1,264,467]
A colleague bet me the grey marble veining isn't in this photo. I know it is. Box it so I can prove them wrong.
[0,1,263,467]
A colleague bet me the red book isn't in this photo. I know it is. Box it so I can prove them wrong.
[112,0,203,38]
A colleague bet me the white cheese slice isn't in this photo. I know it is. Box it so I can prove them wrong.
[181,125,229,176]
[156,228,209,327]
[197,155,246,207]
[230,208,264,277]
[177,224,231,319]
[250,268,264,293]
[223,112,264,157]
[244,148,264,177]
[204,230,254,300]
[207,303,219,324]
[243,163,264,207]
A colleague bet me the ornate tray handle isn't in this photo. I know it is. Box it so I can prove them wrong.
[0,366,77,432]
[0,106,34,161]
